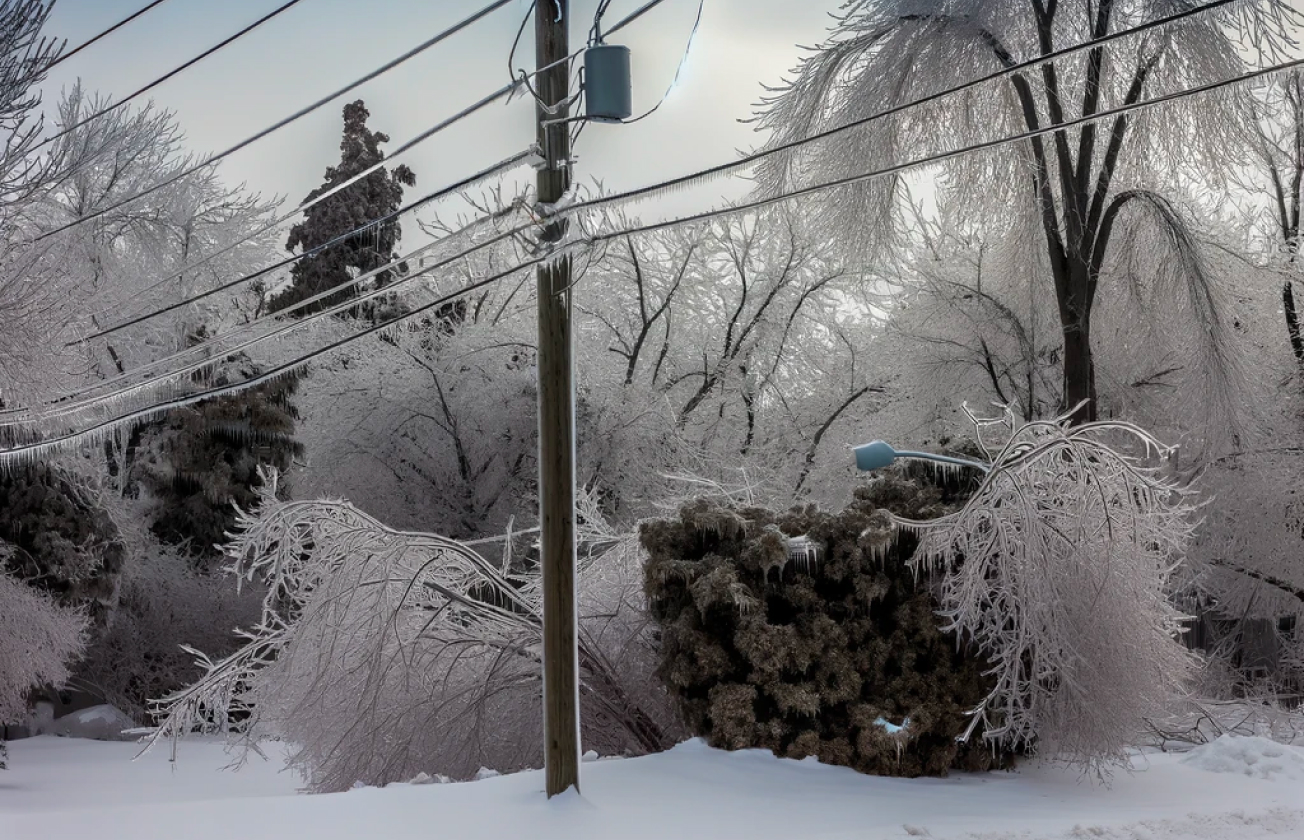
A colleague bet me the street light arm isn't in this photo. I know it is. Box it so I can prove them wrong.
[892,450,992,473]
[853,440,991,473]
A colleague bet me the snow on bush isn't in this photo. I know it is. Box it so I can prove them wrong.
[0,466,126,626]
[148,468,679,791]
[46,704,137,741]
[0,562,89,724]
[641,470,1013,777]
[1180,735,1304,781]
[0,556,89,768]
[898,409,1200,774]
[75,543,262,722]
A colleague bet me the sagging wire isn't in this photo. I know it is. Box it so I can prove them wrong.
[0,254,551,466]
[506,0,536,98]
[509,0,582,115]
[35,0,519,245]
[621,0,704,124]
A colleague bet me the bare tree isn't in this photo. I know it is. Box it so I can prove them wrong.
[754,0,1294,428]
[296,203,882,534]
[0,555,88,756]
[1239,69,1304,368]
[581,207,880,506]
[0,0,72,404]
[0,0,61,207]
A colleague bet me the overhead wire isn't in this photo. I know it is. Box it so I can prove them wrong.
[39,0,309,152]
[12,196,535,425]
[34,0,520,244]
[559,0,1248,215]
[507,0,536,90]
[571,51,1304,243]
[589,0,616,44]
[46,0,174,69]
[0,0,701,436]
[64,0,679,324]
[16,42,1304,434]
[80,150,534,344]
[619,0,703,125]
[36,0,1268,335]
[0,214,527,429]
[0,254,550,464]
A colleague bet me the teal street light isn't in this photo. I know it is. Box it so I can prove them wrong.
[853,440,991,474]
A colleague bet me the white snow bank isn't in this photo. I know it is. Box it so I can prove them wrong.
[2,737,1302,840]
[45,704,138,741]
[1179,734,1304,781]
[0,736,302,814]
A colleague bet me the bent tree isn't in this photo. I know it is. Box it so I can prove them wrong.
[756,0,1296,424]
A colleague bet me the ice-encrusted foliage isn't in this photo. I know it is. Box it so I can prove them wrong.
[0,558,88,726]
[897,411,1199,774]
[753,0,1293,428]
[75,541,262,722]
[641,473,1013,778]
[0,465,126,626]
[148,469,679,791]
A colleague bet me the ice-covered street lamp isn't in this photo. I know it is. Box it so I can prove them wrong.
[852,440,991,474]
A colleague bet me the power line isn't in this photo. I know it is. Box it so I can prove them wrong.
[35,0,521,244]
[85,79,541,322]
[575,51,1304,244]
[0,0,734,433]
[19,42,1294,431]
[40,0,310,151]
[63,0,680,323]
[567,0,1245,217]
[9,39,1275,448]
[0,255,546,465]
[3,0,683,423]
[603,0,676,37]
[47,0,174,69]
[80,150,532,344]
[620,0,703,125]
[8,212,532,427]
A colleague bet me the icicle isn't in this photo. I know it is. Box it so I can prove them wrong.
[784,534,822,571]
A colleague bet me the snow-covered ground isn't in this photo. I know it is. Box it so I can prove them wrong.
[3,735,1303,840]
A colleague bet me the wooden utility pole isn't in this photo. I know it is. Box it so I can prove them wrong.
[535,0,580,798]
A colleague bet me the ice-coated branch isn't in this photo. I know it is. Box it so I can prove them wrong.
[891,408,1200,774]
[146,467,677,790]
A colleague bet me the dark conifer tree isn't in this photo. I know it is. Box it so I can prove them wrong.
[133,328,301,563]
[271,100,416,316]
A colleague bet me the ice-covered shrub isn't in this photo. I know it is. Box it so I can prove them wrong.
[641,473,1012,777]
[898,411,1200,773]
[0,558,89,740]
[75,543,262,722]
[149,469,680,791]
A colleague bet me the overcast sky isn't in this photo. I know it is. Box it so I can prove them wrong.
[39,0,836,231]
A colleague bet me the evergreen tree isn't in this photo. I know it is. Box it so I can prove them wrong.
[271,100,416,316]
[132,329,302,562]
[0,465,126,626]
